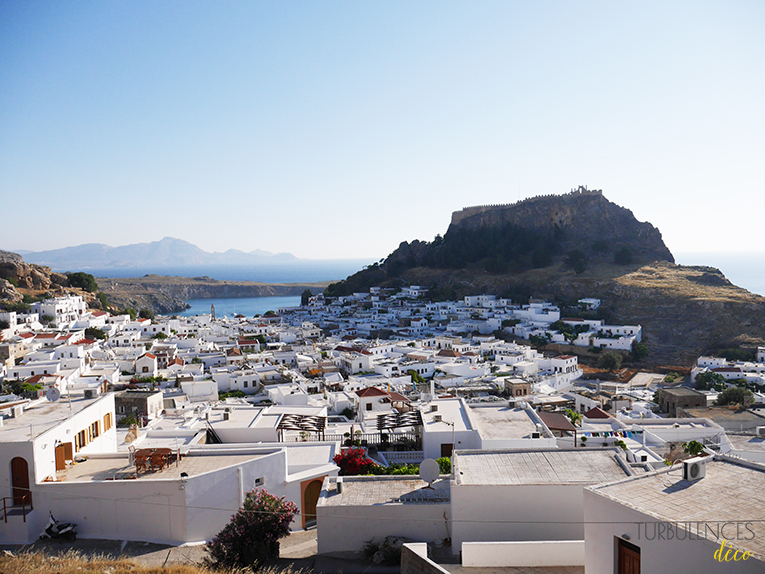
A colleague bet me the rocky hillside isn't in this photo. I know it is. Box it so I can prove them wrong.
[0,250,70,302]
[327,188,674,295]
[449,187,673,264]
[98,275,331,314]
[325,189,765,365]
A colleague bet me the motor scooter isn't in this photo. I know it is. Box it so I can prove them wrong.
[40,511,77,543]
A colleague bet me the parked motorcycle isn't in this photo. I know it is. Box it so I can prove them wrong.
[40,511,77,543]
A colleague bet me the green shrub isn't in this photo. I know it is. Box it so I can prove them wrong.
[715,387,754,407]
[597,351,623,371]
[206,489,298,571]
[219,390,247,400]
[362,538,401,565]
[67,272,98,292]
[84,327,107,340]
[436,457,451,474]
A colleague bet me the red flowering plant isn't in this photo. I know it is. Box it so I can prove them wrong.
[205,488,298,571]
[333,446,378,475]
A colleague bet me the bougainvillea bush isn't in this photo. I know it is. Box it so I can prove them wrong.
[333,446,377,475]
[206,488,298,571]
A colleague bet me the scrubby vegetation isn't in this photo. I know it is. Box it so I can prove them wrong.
[0,549,307,574]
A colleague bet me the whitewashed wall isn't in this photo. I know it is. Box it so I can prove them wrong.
[450,484,586,555]
[317,498,450,554]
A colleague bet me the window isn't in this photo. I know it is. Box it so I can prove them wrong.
[366,403,373,411]
[91,420,100,439]
[104,413,113,431]
[243,381,248,388]
[75,429,87,452]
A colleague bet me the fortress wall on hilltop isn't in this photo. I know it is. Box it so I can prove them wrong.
[450,187,603,226]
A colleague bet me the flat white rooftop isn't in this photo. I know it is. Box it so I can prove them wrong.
[726,433,765,453]
[454,448,631,486]
[320,476,450,506]
[422,398,473,433]
[1,395,104,442]
[468,405,538,440]
[57,451,269,482]
[590,457,765,560]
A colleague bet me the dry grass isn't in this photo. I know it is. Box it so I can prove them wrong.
[0,550,309,574]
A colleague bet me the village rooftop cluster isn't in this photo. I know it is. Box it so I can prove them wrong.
[1,289,764,573]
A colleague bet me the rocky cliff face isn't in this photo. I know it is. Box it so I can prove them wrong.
[0,250,69,301]
[327,189,675,296]
[449,189,674,264]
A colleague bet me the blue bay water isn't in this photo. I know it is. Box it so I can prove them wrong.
[177,295,302,317]
[88,260,373,283]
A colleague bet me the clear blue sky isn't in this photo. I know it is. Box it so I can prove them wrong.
[1,1,763,259]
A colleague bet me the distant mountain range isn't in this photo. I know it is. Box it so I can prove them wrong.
[14,237,298,270]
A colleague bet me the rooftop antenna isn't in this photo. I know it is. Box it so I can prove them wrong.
[419,458,439,490]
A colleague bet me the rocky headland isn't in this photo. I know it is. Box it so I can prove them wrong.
[97,275,331,314]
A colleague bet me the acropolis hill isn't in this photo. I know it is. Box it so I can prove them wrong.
[326,188,765,365]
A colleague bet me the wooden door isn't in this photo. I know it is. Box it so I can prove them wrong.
[55,444,66,471]
[441,443,453,458]
[11,457,31,506]
[618,538,640,574]
[304,480,322,523]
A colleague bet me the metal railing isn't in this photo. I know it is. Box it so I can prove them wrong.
[384,451,426,463]
[285,431,420,448]
[2,493,33,523]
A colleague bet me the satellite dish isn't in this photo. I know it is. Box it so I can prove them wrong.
[419,458,439,489]
[46,387,61,402]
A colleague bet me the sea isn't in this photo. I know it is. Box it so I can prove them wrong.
[178,295,302,317]
[85,259,375,284]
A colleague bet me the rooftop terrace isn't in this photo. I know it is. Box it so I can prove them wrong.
[468,405,538,440]
[56,451,270,482]
[454,448,631,486]
[320,476,450,506]
[590,456,765,560]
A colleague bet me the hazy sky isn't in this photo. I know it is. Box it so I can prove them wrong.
[1,1,763,260]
